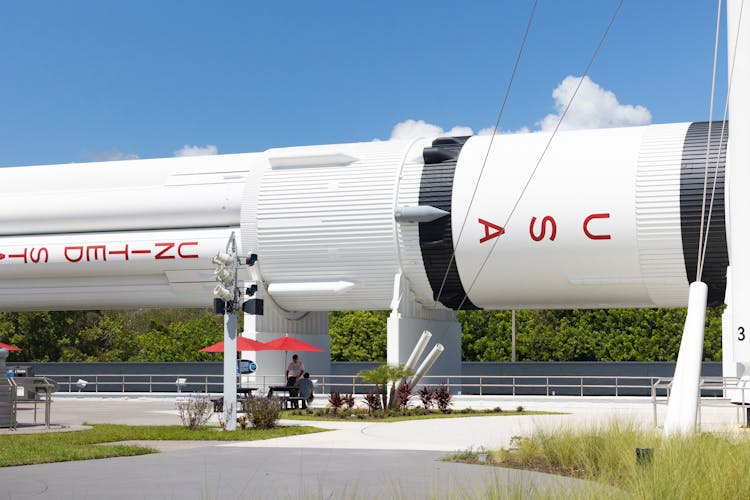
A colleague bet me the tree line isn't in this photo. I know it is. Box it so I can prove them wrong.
[0,307,724,363]
[0,309,224,362]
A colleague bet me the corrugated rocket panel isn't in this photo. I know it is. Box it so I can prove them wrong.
[256,141,412,311]
[680,121,729,306]
[395,138,439,307]
[635,123,691,306]
[239,155,266,268]
[419,136,477,310]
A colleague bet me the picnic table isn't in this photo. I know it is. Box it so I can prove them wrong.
[267,385,307,409]
[211,387,258,412]
[237,387,258,398]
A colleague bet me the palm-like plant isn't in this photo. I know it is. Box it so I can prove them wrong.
[357,364,412,409]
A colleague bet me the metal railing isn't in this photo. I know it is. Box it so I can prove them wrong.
[651,376,750,428]
[54,374,231,394]
[47,373,670,397]
[34,372,750,430]
[314,374,669,397]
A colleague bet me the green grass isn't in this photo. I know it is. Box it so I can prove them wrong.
[281,407,559,422]
[448,422,750,499]
[0,424,325,467]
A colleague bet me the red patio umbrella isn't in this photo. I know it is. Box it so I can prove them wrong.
[263,335,325,353]
[199,336,270,353]
[263,334,325,383]
[0,341,21,351]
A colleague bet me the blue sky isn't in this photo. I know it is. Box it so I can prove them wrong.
[0,1,728,167]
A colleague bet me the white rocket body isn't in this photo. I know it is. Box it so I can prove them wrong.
[0,154,252,309]
[0,122,726,313]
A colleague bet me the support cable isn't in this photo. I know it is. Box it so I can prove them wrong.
[457,0,624,310]
[434,0,538,306]
[697,0,724,282]
[699,0,743,277]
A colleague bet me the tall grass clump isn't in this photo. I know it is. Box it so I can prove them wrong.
[489,421,750,499]
[498,421,643,485]
[626,432,750,499]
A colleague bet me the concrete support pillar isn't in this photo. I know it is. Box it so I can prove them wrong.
[386,274,461,379]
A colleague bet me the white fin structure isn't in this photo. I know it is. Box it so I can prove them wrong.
[664,281,708,435]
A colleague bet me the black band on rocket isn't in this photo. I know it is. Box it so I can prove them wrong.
[419,136,479,310]
[680,121,729,307]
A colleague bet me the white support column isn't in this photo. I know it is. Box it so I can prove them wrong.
[222,310,238,431]
[726,0,750,386]
[386,273,461,379]
[664,282,708,435]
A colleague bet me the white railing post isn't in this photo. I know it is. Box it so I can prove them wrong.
[652,379,658,427]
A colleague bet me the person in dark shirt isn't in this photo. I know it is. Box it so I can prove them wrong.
[297,372,315,406]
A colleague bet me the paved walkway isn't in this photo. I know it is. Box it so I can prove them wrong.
[0,395,742,499]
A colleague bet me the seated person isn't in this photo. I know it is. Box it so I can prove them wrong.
[297,372,315,407]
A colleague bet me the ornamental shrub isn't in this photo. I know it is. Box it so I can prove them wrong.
[435,383,452,413]
[243,396,281,429]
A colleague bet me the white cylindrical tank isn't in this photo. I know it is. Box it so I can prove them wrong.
[245,122,726,313]
[0,153,254,235]
[0,227,239,310]
[454,124,690,309]
[0,153,258,310]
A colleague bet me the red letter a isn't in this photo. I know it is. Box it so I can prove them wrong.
[478,218,505,243]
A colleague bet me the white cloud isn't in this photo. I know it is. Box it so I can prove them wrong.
[389,120,530,140]
[538,75,652,131]
[174,144,218,157]
[477,126,530,136]
[387,76,650,140]
[83,149,140,162]
[389,119,475,140]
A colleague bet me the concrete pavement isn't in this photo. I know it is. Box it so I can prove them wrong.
[0,394,743,499]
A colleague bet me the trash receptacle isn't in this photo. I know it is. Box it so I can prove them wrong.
[0,349,15,428]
